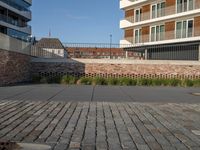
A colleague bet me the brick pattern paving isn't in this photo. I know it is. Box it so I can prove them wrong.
[0,101,200,150]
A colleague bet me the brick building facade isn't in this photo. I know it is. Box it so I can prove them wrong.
[120,0,200,61]
[67,47,138,59]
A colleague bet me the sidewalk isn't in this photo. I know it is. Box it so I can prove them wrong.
[0,84,200,103]
[0,100,200,150]
[0,85,200,150]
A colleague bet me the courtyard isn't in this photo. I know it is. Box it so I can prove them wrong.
[0,85,200,150]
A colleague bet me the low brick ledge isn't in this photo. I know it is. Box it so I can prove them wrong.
[31,58,200,66]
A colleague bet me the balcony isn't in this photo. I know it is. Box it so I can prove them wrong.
[120,16,134,28]
[0,0,31,20]
[120,0,147,9]
[24,0,32,5]
[0,14,31,34]
[121,27,200,48]
[120,4,200,28]
[0,32,31,55]
[120,37,134,48]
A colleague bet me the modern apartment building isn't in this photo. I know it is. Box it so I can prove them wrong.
[0,0,32,41]
[120,0,200,60]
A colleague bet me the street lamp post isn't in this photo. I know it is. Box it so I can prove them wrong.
[110,34,112,59]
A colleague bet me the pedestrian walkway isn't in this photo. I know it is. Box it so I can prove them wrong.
[0,100,200,150]
[0,84,200,103]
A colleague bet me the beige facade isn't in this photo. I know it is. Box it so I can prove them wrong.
[120,0,200,46]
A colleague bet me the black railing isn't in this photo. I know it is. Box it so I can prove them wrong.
[0,0,31,12]
[63,42,133,48]
[0,14,31,28]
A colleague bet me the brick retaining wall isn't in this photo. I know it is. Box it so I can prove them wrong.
[0,49,31,86]
[31,58,200,79]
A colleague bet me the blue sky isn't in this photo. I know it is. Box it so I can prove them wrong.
[31,0,123,44]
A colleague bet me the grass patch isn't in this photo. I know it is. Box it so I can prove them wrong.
[93,77,108,85]
[61,75,77,84]
[31,75,200,87]
[79,77,93,85]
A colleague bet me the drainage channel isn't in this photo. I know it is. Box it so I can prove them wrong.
[191,93,200,96]
[0,141,51,150]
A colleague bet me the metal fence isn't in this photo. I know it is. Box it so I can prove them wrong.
[125,41,200,61]
[31,42,136,59]
[30,41,200,61]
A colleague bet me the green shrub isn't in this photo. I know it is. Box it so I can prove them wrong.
[79,77,93,85]
[107,78,119,85]
[32,75,41,83]
[152,79,163,86]
[137,78,152,86]
[168,79,182,86]
[48,76,62,83]
[183,79,194,87]
[61,75,77,84]
[40,77,48,84]
[193,79,200,87]
[93,77,108,85]
[119,78,136,86]
[31,75,200,87]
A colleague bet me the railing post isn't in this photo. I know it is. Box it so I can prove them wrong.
[199,44,200,61]
[126,51,128,59]
[145,49,148,60]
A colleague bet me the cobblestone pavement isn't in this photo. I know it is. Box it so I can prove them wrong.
[0,101,200,150]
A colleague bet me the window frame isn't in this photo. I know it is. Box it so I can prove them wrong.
[150,24,165,42]
[134,28,142,44]
[176,0,194,13]
[134,8,142,22]
[175,19,194,39]
[151,1,166,19]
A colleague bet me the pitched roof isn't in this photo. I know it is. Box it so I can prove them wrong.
[35,38,65,49]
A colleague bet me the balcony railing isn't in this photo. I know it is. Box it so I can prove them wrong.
[123,28,200,45]
[0,0,31,12]
[123,4,200,24]
[0,14,30,28]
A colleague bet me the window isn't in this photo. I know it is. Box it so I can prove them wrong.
[151,25,165,42]
[177,0,194,13]
[176,19,193,38]
[151,2,165,19]
[135,8,142,22]
[134,29,142,44]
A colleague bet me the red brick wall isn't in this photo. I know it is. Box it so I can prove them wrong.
[142,26,150,43]
[125,29,133,37]
[125,9,134,18]
[67,47,129,58]
[194,16,200,36]
[142,4,150,20]
[195,0,200,9]
[31,60,200,79]
[0,49,31,86]
[165,21,175,40]
[166,0,176,15]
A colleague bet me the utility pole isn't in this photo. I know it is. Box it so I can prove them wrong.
[110,34,112,59]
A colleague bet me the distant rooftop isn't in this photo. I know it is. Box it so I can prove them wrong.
[34,38,65,49]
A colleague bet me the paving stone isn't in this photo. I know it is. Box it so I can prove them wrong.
[0,101,199,150]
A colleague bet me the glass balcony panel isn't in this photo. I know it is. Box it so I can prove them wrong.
[176,22,182,39]
[156,26,160,41]
[182,21,187,38]
[189,0,194,10]
[151,27,155,42]
[152,5,156,19]
[0,0,31,12]
[187,20,193,37]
